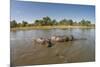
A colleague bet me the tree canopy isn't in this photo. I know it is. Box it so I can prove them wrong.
[10,16,92,28]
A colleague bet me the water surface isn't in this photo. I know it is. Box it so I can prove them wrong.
[10,28,95,66]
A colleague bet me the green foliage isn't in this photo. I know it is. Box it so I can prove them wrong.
[35,20,43,26]
[22,21,28,27]
[35,16,52,26]
[79,19,91,26]
[42,16,51,25]
[10,17,92,28]
[59,19,74,25]
[59,19,68,25]
[68,19,73,25]
[10,20,17,28]
[52,19,57,25]
[17,23,22,27]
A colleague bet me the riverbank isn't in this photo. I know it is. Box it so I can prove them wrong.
[11,25,95,31]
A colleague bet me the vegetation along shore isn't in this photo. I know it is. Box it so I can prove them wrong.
[10,16,95,31]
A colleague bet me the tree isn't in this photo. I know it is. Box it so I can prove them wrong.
[34,16,52,26]
[10,20,17,28]
[86,20,91,26]
[34,20,43,26]
[52,19,57,25]
[68,19,73,25]
[17,23,22,27]
[39,20,44,26]
[22,21,28,27]
[79,19,85,25]
[34,20,39,25]
[42,16,51,25]
[79,19,91,26]
[59,19,68,25]
[33,17,92,26]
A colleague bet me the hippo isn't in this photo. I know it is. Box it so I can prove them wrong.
[50,35,74,42]
[34,37,53,47]
[34,37,46,44]
[33,35,86,47]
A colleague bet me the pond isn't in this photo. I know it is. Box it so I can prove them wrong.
[10,28,95,66]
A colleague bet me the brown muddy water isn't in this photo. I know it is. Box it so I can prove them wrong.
[10,28,95,66]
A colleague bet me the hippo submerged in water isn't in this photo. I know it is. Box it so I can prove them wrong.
[33,37,53,47]
[50,35,74,42]
[33,35,86,47]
